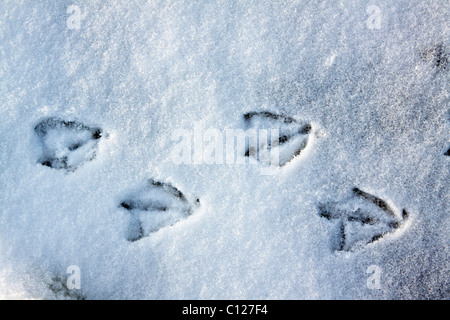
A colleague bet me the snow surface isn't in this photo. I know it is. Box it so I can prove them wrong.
[0,0,448,299]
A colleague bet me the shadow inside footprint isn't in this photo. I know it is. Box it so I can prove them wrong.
[243,111,312,167]
[34,117,103,171]
[318,188,408,252]
[119,179,200,242]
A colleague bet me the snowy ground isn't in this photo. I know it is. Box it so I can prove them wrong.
[0,0,448,299]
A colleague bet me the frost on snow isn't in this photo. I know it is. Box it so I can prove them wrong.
[0,0,448,300]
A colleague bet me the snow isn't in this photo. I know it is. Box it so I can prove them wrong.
[0,0,448,299]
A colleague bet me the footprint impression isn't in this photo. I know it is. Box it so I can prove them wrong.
[34,117,103,171]
[318,188,408,252]
[243,111,313,167]
[119,179,200,242]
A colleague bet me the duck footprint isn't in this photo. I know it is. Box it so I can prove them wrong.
[243,111,312,167]
[318,188,408,252]
[119,179,200,242]
[34,117,103,171]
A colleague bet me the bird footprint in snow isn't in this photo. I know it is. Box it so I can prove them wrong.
[34,117,103,171]
[243,111,313,167]
[119,179,200,242]
[318,188,408,252]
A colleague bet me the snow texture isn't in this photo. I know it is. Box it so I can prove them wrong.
[0,0,449,299]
